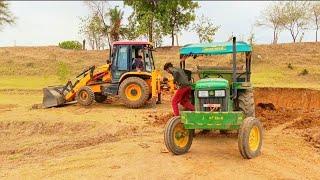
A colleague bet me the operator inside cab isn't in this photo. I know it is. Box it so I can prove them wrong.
[132,49,144,72]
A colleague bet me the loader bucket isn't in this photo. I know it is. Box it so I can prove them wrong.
[42,86,65,108]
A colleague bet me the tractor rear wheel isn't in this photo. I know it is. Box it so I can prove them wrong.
[95,93,107,103]
[119,77,150,108]
[164,116,194,155]
[238,117,263,159]
[76,86,95,106]
[238,89,255,117]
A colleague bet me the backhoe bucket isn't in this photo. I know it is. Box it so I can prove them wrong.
[42,86,65,108]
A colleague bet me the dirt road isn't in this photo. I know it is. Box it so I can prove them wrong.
[0,89,320,179]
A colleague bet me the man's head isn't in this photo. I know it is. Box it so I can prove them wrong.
[163,62,173,73]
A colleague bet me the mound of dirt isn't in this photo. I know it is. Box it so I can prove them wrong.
[256,107,297,130]
[0,89,42,95]
[284,112,320,148]
[0,104,18,114]
[0,119,141,166]
[0,120,96,136]
[303,129,320,148]
[254,87,320,110]
[147,113,174,126]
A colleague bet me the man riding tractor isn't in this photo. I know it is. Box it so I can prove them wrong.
[164,37,263,159]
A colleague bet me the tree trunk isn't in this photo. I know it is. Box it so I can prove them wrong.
[148,19,153,43]
[290,30,296,43]
[273,29,277,44]
[171,29,175,47]
[316,29,318,42]
[176,34,179,46]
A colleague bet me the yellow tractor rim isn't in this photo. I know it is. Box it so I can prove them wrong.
[249,126,260,151]
[125,84,142,101]
[173,123,189,148]
[79,91,89,101]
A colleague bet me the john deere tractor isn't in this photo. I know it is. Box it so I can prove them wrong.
[43,41,163,108]
[164,37,263,159]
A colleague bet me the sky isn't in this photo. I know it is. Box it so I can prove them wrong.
[0,1,317,47]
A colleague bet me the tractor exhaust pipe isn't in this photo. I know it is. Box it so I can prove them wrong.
[232,37,237,99]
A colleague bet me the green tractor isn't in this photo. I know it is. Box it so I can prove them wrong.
[164,37,263,159]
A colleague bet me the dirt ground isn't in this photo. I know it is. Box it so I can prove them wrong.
[0,88,320,179]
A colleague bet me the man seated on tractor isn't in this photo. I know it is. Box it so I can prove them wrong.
[164,62,195,116]
[132,55,144,71]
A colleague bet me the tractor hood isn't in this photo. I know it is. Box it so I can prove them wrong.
[195,78,229,90]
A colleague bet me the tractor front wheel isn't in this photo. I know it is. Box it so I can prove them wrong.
[119,77,150,108]
[76,86,95,106]
[164,116,194,155]
[238,117,263,159]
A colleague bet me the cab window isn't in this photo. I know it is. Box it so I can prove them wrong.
[144,49,153,72]
[117,46,129,71]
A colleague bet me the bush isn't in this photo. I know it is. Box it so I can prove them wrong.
[58,41,82,50]
[299,69,309,76]
[57,61,71,82]
[287,63,293,69]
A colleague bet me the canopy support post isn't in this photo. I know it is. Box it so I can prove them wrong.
[232,37,237,99]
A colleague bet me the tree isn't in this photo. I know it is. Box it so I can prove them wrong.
[311,2,320,42]
[124,0,160,43]
[247,29,256,45]
[108,6,124,42]
[121,13,140,40]
[0,1,16,30]
[158,0,199,46]
[192,15,220,43]
[256,2,285,44]
[79,14,106,50]
[281,1,311,43]
[85,1,111,48]
[83,2,129,49]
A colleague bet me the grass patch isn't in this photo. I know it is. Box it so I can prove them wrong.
[0,76,61,90]
[57,61,71,82]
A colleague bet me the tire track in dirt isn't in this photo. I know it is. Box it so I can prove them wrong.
[0,119,142,166]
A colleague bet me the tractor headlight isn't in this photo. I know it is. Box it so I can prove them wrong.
[198,91,209,97]
[215,90,225,97]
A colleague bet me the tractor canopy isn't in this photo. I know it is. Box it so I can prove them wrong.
[179,41,251,56]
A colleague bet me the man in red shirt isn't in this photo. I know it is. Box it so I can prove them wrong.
[164,62,195,116]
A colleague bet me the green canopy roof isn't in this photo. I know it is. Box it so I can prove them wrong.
[180,41,252,56]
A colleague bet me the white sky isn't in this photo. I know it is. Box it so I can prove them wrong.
[0,1,317,47]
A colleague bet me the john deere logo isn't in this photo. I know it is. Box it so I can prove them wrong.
[203,46,226,52]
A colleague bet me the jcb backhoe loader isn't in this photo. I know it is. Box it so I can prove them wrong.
[43,41,170,109]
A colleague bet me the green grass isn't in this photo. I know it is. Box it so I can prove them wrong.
[251,64,320,90]
[0,76,61,90]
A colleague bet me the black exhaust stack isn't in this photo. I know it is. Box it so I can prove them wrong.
[232,37,237,99]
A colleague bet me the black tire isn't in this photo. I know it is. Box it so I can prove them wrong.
[95,93,107,103]
[164,116,194,155]
[119,77,150,108]
[238,117,263,159]
[238,89,255,117]
[76,86,95,106]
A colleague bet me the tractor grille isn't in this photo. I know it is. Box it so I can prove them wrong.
[199,97,227,112]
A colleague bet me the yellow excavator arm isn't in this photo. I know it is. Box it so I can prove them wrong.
[64,64,110,101]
